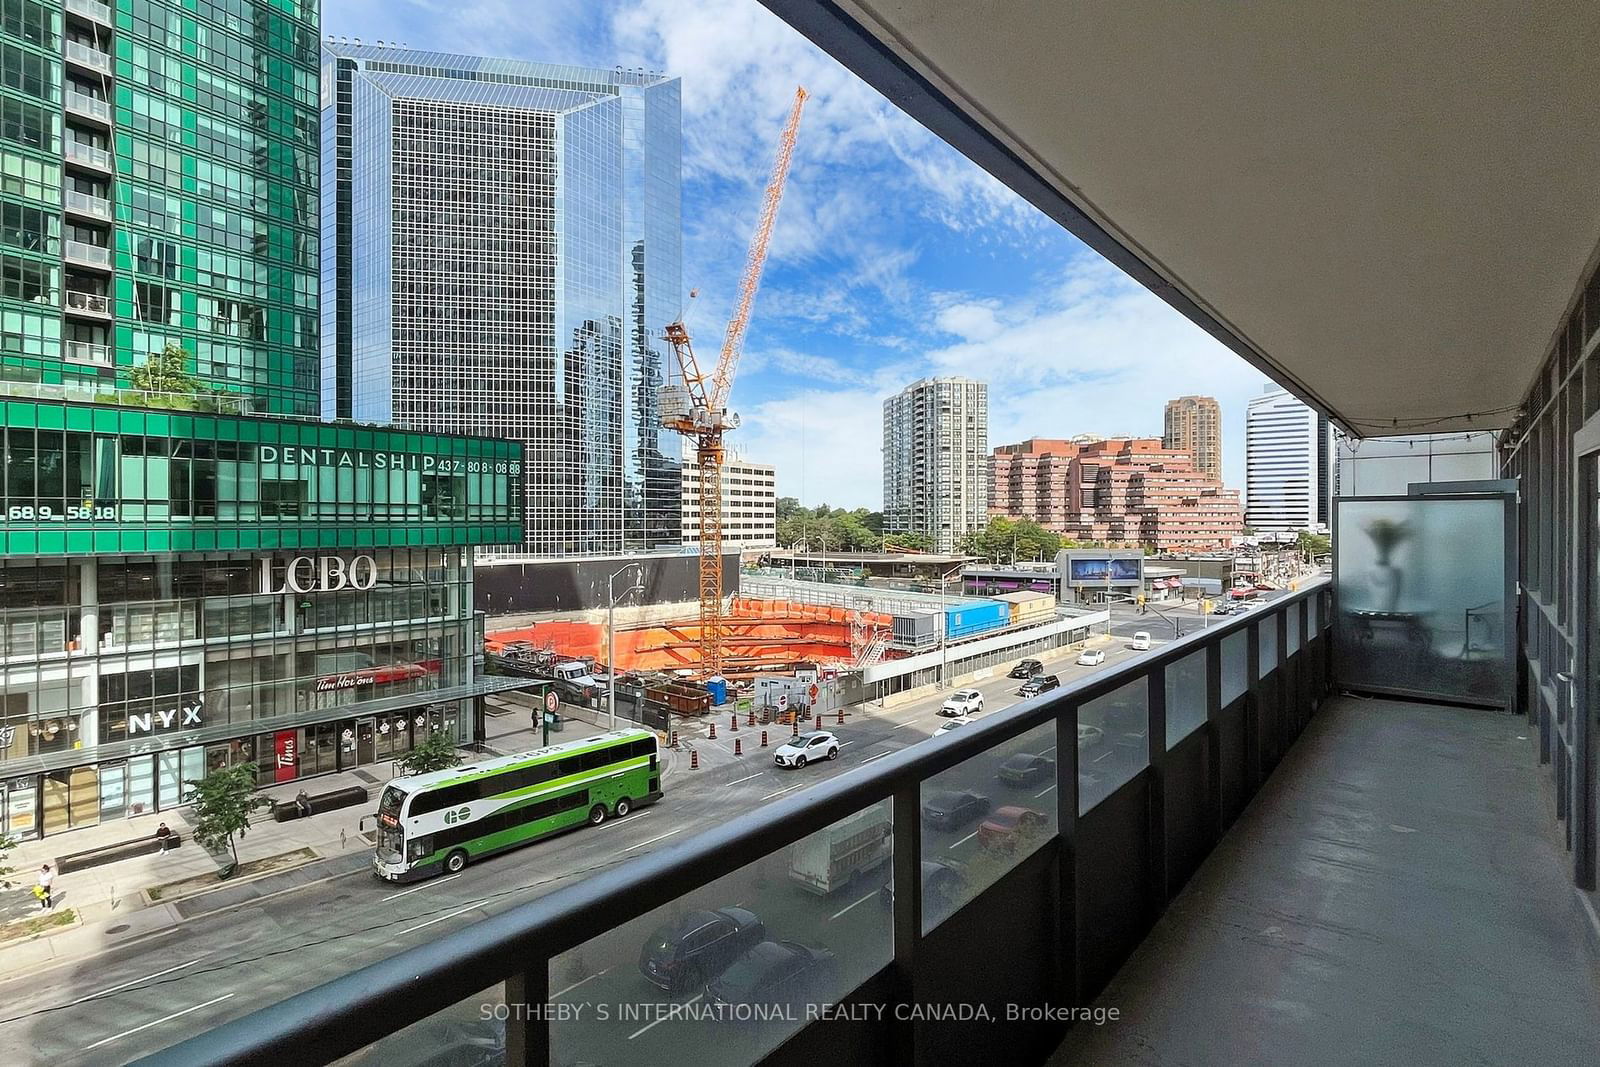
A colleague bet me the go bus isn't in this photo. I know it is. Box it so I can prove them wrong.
[371,727,661,883]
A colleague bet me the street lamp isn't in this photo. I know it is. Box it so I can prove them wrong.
[937,562,963,690]
[606,563,644,730]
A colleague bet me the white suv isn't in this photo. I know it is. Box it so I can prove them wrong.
[773,731,840,768]
[940,689,985,717]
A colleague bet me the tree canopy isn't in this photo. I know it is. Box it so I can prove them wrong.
[960,516,1063,564]
[774,499,887,552]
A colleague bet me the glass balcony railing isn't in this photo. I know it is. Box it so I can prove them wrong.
[65,139,113,170]
[65,0,113,24]
[64,239,110,267]
[65,90,111,123]
[150,582,1335,1065]
[64,40,112,73]
[65,289,109,315]
[64,189,111,219]
[63,339,111,365]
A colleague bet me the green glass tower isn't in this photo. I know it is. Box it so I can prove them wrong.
[0,0,320,414]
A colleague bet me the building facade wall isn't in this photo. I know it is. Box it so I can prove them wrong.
[1245,387,1330,533]
[882,376,988,553]
[681,457,776,551]
[1,0,321,413]
[0,400,522,839]
[320,46,683,559]
[1163,395,1222,483]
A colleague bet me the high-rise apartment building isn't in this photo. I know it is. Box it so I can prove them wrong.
[991,437,1242,550]
[1245,387,1332,533]
[1163,395,1222,482]
[0,0,320,410]
[682,456,776,551]
[883,377,988,553]
[319,44,683,557]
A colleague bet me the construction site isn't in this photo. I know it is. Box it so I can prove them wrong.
[483,88,1110,725]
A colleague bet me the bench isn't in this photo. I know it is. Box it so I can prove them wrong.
[271,784,369,822]
[55,831,183,874]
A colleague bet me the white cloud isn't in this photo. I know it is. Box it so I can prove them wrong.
[734,384,886,508]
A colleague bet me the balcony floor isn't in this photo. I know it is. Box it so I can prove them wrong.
[1052,694,1600,1064]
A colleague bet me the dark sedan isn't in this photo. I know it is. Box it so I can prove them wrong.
[997,752,1056,787]
[1017,674,1061,697]
[881,860,965,912]
[639,906,766,993]
[921,789,991,831]
[705,940,837,1010]
[1007,658,1044,679]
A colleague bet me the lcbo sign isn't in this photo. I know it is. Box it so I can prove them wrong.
[259,555,378,595]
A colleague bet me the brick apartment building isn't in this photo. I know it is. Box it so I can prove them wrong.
[990,437,1243,551]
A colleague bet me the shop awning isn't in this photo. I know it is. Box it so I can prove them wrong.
[0,675,541,778]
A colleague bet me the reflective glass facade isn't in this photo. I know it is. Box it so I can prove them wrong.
[0,0,321,414]
[319,45,683,556]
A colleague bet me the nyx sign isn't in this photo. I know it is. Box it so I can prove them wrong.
[127,701,204,736]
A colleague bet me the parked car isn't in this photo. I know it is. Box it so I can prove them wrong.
[773,730,840,768]
[940,688,985,717]
[1130,631,1151,651]
[1076,649,1107,667]
[978,806,1050,849]
[639,907,766,993]
[1007,658,1044,680]
[705,940,838,1010]
[921,789,991,831]
[881,859,964,911]
[997,752,1056,787]
[1078,723,1105,749]
[935,717,972,737]
[1211,601,1236,616]
[1018,674,1061,697]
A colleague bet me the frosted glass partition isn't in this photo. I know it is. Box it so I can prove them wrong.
[1220,630,1248,704]
[1165,649,1207,748]
[1333,496,1511,707]
[1256,619,1278,679]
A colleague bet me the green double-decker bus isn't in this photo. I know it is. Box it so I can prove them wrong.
[372,728,661,882]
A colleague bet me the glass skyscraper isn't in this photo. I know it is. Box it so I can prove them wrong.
[0,0,320,412]
[320,44,684,557]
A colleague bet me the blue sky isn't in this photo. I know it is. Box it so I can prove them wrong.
[325,0,1272,508]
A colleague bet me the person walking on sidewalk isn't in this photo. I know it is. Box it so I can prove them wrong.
[35,864,54,910]
[156,821,173,854]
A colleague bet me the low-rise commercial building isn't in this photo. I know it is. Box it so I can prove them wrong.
[681,457,777,551]
[0,397,523,839]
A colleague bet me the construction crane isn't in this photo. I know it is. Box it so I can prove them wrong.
[662,86,808,679]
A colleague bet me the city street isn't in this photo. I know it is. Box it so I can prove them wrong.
[0,608,1202,1063]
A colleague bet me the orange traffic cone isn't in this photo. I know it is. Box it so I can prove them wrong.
[760,730,768,747]
[734,738,743,757]
[730,714,738,732]
[690,750,699,769]
[836,709,844,725]
[709,723,717,740]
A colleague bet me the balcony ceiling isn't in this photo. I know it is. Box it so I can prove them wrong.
[771,2,1600,435]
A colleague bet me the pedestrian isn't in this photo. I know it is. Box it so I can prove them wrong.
[35,864,53,910]
[155,821,172,854]
[295,789,312,819]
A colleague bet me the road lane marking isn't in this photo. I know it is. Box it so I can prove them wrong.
[78,958,204,1002]
[829,890,878,922]
[83,993,235,1051]
[621,828,684,853]
[839,740,854,747]
[1094,750,1114,762]
[728,771,765,785]
[1035,785,1057,798]
[761,786,794,801]
[860,751,891,765]
[381,872,462,901]
[893,721,914,729]
[629,993,702,1040]
[950,828,982,849]
[595,811,651,831]
[1040,746,1057,754]
[397,900,485,936]
[552,967,610,999]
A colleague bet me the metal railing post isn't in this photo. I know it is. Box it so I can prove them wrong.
[890,784,922,1063]
[504,968,550,1067]
[1146,662,1169,912]
[1204,640,1223,844]
[1244,620,1262,793]
[1055,702,1081,1007]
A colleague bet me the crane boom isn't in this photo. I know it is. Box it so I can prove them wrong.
[659,87,807,680]
[709,86,808,413]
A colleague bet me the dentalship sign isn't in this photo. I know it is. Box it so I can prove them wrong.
[257,445,518,476]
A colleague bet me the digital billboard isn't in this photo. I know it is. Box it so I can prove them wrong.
[1066,556,1143,585]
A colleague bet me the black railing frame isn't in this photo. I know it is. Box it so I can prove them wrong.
[140,580,1333,1067]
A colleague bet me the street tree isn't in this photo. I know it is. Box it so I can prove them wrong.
[961,516,1062,563]
[0,831,17,888]
[129,342,200,398]
[396,729,464,777]
[185,762,271,875]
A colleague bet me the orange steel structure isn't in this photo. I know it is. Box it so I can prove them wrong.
[662,87,808,679]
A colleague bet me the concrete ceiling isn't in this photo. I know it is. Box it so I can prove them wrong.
[767,1,1600,435]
